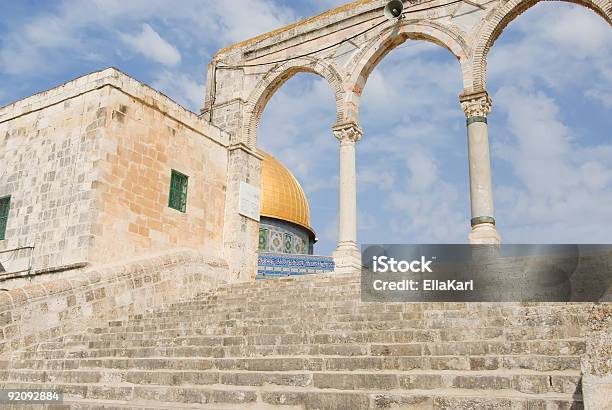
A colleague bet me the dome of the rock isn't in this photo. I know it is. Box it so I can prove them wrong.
[258,150,316,255]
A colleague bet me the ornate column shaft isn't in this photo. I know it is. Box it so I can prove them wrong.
[460,91,501,244]
[332,122,363,273]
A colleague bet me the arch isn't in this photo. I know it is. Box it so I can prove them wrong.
[344,20,471,123]
[472,0,612,91]
[242,57,345,147]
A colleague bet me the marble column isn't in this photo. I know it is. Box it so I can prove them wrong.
[332,122,363,273]
[460,91,501,244]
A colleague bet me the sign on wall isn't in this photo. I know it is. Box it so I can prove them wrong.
[239,182,260,221]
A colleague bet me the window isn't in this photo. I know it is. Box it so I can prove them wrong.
[0,196,10,240]
[168,170,188,212]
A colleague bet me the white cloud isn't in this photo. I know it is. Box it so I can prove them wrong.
[258,75,338,180]
[585,89,612,109]
[151,72,204,111]
[0,0,295,75]
[492,86,612,242]
[121,24,181,66]
[488,4,612,92]
[532,6,611,57]
[212,1,296,44]
[358,167,396,191]
[485,3,612,243]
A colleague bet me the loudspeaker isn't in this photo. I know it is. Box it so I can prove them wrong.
[384,0,404,21]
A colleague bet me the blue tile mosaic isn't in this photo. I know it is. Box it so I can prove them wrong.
[257,253,335,279]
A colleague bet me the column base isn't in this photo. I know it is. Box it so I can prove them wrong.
[333,242,362,274]
[582,374,612,410]
[468,223,501,245]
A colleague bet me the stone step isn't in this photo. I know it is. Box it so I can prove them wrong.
[129,307,586,325]
[52,330,585,353]
[191,286,362,297]
[0,381,260,406]
[108,313,586,331]
[120,302,588,320]
[182,275,359,293]
[153,302,586,321]
[0,369,581,394]
[1,270,594,408]
[50,334,588,351]
[4,354,582,373]
[23,338,586,361]
[16,337,586,365]
[90,322,583,343]
[140,314,584,334]
[68,325,582,347]
[63,329,444,344]
[2,398,294,410]
[259,389,583,410]
[172,301,583,317]
[0,381,582,409]
[81,323,492,339]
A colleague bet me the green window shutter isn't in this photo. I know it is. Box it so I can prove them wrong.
[168,171,188,213]
[179,173,188,212]
[0,196,10,240]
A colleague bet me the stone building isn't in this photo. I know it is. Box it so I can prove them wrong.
[0,69,230,287]
[0,69,332,287]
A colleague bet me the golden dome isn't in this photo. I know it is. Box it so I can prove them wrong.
[260,150,314,237]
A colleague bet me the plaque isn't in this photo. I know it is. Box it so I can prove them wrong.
[238,182,260,221]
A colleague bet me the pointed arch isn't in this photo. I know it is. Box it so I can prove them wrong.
[242,57,346,147]
[472,0,612,91]
[344,20,471,123]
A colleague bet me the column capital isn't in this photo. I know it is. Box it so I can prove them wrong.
[460,91,492,119]
[333,122,363,144]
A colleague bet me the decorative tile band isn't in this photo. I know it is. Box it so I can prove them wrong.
[257,253,335,278]
[471,216,496,227]
[467,116,487,126]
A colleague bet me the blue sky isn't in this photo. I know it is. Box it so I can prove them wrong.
[1,1,611,256]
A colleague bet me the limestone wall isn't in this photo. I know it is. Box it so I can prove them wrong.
[0,249,228,356]
[582,303,612,409]
[0,68,231,284]
[90,76,229,264]
[0,80,110,277]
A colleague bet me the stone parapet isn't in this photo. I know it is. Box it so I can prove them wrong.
[0,67,229,147]
[0,249,228,356]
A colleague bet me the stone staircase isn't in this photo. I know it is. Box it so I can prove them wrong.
[0,272,590,409]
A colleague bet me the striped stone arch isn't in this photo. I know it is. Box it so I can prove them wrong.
[243,57,346,148]
[472,0,612,91]
[344,20,471,122]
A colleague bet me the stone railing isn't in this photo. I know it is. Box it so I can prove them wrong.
[0,249,228,356]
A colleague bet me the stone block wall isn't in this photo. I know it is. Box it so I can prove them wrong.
[0,249,228,355]
[223,146,262,282]
[0,68,231,285]
[581,303,612,409]
[90,75,229,264]
[0,80,110,276]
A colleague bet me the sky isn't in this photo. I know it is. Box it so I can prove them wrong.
[1,1,611,256]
